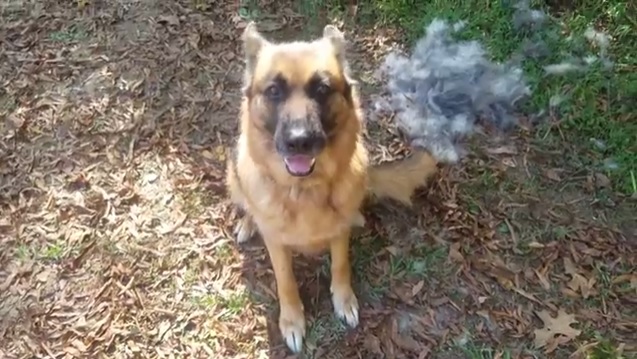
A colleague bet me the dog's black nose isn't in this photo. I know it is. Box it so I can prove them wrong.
[284,128,325,154]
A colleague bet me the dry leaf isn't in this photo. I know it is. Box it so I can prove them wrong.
[473,255,517,290]
[201,150,215,160]
[527,241,545,248]
[563,257,596,299]
[534,309,582,351]
[75,0,89,10]
[534,268,552,291]
[214,145,227,162]
[157,15,180,27]
[544,169,562,182]
[188,33,200,49]
[411,280,425,297]
[385,246,400,256]
[594,173,611,188]
[486,146,518,155]
[448,242,464,262]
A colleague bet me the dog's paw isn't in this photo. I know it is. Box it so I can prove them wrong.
[234,216,256,244]
[331,285,360,328]
[351,211,366,228]
[279,304,306,353]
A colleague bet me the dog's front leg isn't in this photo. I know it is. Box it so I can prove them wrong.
[263,238,306,353]
[329,230,359,327]
[233,214,257,243]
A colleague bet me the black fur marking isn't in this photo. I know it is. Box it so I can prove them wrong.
[262,73,289,135]
[305,73,332,101]
[342,80,353,106]
[305,72,339,135]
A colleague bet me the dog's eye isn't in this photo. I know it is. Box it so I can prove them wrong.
[316,83,330,97]
[264,84,282,101]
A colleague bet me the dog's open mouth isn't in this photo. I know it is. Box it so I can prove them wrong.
[284,155,316,177]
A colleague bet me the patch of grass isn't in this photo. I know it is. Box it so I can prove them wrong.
[307,0,636,194]
[570,329,630,359]
[0,93,17,115]
[389,244,448,279]
[303,313,347,355]
[460,345,513,359]
[15,244,32,261]
[49,24,88,43]
[38,240,73,261]
[587,338,628,359]
[587,260,630,306]
[178,187,217,217]
[42,242,65,260]
[443,333,515,359]
[193,290,250,321]
[214,241,234,260]
[237,0,262,21]
[183,266,200,286]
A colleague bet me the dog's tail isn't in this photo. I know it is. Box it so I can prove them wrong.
[368,150,438,206]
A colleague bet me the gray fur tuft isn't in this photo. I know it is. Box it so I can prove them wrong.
[374,19,530,163]
[372,1,613,164]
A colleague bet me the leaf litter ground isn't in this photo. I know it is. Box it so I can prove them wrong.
[0,1,635,358]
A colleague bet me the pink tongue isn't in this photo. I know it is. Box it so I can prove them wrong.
[285,156,313,174]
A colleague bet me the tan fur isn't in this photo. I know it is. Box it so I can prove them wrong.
[368,150,438,206]
[225,22,437,353]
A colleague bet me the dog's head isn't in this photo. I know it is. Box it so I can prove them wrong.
[240,22,359,178]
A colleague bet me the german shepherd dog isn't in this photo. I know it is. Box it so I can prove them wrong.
[226,22,438,353]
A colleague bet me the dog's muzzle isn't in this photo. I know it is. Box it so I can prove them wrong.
[276,125,326,177]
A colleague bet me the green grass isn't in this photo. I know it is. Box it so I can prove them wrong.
[12,239,75,262]
[42,242,66,260]
[303,313,348,355]
[298,0,637,194]
[388,244,448,279]
[238,0,262,21]
[15,244,32,261]
[442,333,516,359]
[49,24,88,43]
[193,290,250,321]
[587,338,630,359]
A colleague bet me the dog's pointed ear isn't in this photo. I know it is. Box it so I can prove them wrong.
[242,22,269,78]
[322,24,346,57]
[322,24,357,85]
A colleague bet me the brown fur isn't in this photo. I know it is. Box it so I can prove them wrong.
[225,22,438,353]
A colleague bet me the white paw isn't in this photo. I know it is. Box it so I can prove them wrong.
[331,286,360,328]
[234,216,256,243]
[351,211,366,228]
[279,305,306,353]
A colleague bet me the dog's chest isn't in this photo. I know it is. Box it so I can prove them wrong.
[251,184,357,246]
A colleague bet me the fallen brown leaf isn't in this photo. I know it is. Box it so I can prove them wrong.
[563,257,596,299]
[448,242,464,263]
[594,173,611,188]
[544,168,563,182]
[157,15,180,27]
[534,309,582,352]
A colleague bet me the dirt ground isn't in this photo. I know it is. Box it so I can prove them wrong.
[1,1,635,359]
